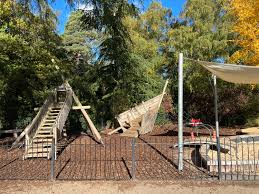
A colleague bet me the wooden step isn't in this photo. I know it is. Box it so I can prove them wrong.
[49,110,60,113]
[48,111,59,114]
[38,128,53,132]
[27,147,51,153]
[37,131,52,134]
[25,153,49,158]
[32,139,53,143]
[46,114,58,117]
[40,126,52,129]
[34,134,54,138]
[29,144,52,149]
[49,107,61,111]
[45,119,56,121]
[41,123,54,128]
[42,125,54,129]
[45,115,57,117]
[45,117,58,120]
[50,107,61,110]
[46,113,58,116]
[38,129,52,133]
[47,113,59,116]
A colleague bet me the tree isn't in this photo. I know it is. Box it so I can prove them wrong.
[62,10,102,75]
[169,0,233,61]
[166,0,258,126]
[77,0,143,123]
[7,0,145,127]
[123,2,172,99]
[229,0,259,66]
[62,2,168,127]
[0,0,66,129]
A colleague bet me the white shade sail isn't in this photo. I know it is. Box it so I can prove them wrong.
[193,60,259,84]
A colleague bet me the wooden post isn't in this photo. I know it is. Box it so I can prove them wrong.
[72,92,103,144]
[158,79,169,110]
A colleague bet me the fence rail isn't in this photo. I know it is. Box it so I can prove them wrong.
[0,135,259,181]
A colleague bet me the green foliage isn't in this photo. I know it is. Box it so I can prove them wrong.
[169,0,234,60]
[167,0,257,126]
[62,2,167,128]
[1,0,257,131]
[0,1,66,129]
[155,107,171,125]
[70,1,166,125]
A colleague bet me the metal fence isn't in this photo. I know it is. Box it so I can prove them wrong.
[0,135,259,181]
[0,140,51,180]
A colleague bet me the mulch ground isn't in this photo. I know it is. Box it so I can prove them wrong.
[0,123,240,181]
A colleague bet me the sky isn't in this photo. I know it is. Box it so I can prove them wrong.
[50,0,186,34]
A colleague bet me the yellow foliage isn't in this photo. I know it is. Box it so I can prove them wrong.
[229,0,259,66]
[0,0,28,33]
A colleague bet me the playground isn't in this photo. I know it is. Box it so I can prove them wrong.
[1,2,259,194]
[0,52,258,182]
[0,118,257,181]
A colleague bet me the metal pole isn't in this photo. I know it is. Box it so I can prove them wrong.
[178,53,184,171]
[51,138,55,181]
[213,75,222,180]
[131,138,136,180]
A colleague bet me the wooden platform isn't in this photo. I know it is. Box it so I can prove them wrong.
[199,135,259,173]
[120,129,139,138]
[240,127,259,135]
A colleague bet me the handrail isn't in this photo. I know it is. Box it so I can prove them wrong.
[11,91,56,149]
[51,85,73,159]
[56,90,73,136]
[27,92,56,141]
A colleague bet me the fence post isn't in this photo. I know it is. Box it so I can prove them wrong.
[51,138,55,181]
[213,75,222,180]
[131,138,136,180]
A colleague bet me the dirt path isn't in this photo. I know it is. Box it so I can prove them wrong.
[0,180,259,194]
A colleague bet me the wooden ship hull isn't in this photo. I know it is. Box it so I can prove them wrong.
[109,80,169,137]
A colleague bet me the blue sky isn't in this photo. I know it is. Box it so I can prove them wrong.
[50,0,186,34]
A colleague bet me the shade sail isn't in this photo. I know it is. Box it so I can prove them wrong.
[194,60,259,84]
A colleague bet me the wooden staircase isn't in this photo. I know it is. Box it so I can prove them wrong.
[10,83,73,160]
[12,81,103,159]
[24,105,62,159]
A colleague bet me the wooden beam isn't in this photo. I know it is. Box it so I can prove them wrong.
[0,129,23,133]
[108,127,122,135]
[72,92,103,144]
[72,106,91,110]
[158,79,169,110]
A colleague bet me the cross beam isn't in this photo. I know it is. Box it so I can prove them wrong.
[72,106,91,110]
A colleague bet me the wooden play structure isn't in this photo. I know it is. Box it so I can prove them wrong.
[11,82,102,159]
[108,80,169,137]
[200,135,259,174]
[240,127,259,135]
